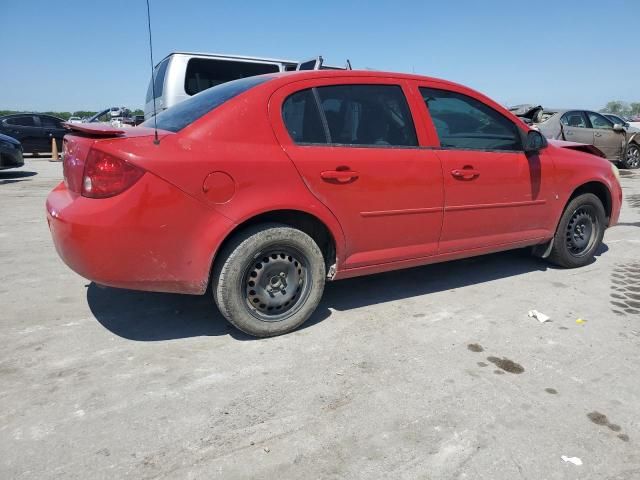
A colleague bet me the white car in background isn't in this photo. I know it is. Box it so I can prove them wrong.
[604,114,640,133]
[67,116,83,124]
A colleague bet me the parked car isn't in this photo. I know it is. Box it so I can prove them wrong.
[109,107,129,118]
[628,115,640,130]
[514,107,640,169]
[604,114,640,138]
[144,52,300,120]
[48,71,622,337]
[67,116,83,124]
[0,133,24,169]
[0,114,66,154]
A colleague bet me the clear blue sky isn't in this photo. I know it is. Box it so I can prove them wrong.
[2,0,638,112]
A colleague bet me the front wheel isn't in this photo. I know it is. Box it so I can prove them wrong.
[547,193,606,268]
[622,143,640,169]
[212,223,326,337]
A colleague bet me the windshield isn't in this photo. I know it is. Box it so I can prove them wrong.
[145,58,170,104]
[605,115,625,125]
[142,75,273,133]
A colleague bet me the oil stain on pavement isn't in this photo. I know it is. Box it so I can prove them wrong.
[467,345,524,375]
[587,411,630,442]
[487,356,525,374]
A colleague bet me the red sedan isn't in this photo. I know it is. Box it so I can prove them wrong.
[47,71,622,337]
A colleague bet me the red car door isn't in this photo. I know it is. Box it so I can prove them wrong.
[270,78,444,269]
[415,84,555,254]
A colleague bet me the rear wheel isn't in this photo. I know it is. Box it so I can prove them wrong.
[622,143,640,169]
[547,193,606,268]
[212,223,326,337]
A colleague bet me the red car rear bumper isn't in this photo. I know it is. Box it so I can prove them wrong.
[46,174,234,295]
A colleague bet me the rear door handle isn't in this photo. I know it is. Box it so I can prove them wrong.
[320,170,359,183]
[594,132,602,137]
[451,168,480,180]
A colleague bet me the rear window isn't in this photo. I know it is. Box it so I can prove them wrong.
[143,75,272,132]
[184,58,279,96]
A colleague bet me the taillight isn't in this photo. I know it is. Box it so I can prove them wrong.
[82,149,145,199]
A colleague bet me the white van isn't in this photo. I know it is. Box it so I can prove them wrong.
[144,52,299,119]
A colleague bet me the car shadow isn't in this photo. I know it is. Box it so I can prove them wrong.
[0,170,37,185]
[89,246,608,342]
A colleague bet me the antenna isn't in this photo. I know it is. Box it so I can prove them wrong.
[145,0,160,145]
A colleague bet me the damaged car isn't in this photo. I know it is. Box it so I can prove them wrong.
[47,70,622,337]
[511,106,640,169]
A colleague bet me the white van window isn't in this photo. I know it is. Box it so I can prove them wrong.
[184,58,279,96]
[146,57,170,103]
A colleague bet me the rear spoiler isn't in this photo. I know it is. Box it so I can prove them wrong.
[63,122,127,137]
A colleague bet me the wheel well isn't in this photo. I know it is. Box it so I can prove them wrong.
[568,181,612,222]
[212,210,337,282]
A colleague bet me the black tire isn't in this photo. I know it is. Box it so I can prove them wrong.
[622,143,640,169]
[547,193,606,268]
[212,223,326,337]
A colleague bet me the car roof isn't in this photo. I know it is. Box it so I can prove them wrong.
[263,69,470,91]
[545,108,605,114]
[0,113,64,120]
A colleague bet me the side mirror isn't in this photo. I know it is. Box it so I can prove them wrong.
[524,130,547,153]
[613,123,625,132]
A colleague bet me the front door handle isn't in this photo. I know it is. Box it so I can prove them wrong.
[321,170,359,183]
[594,132,602,137]
[451,168,480,180]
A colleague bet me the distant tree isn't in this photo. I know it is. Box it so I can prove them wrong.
[73,110,98,118]
[601,101,627,115]
[42,111,71,120]
[630,103,640,116]
[132,109,144,116]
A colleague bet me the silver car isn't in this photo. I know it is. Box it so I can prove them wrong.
[511,106,640,169]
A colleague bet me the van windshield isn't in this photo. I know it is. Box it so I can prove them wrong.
[142,75,273,132]
[146,58,169,104]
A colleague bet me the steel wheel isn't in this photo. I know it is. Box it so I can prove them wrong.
[625,144,640,169]
[565,205,598,257]
[242,247,311,322]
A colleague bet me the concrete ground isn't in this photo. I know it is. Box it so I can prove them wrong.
[1,158,639,480]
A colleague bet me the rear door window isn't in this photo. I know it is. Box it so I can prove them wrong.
[282,85,418,147]
[185,58,280,96]
[420,87,522,151]
[40,116,63,129]
[560,111,589,128]
[281,89,327,143]
[316,85,418,147]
